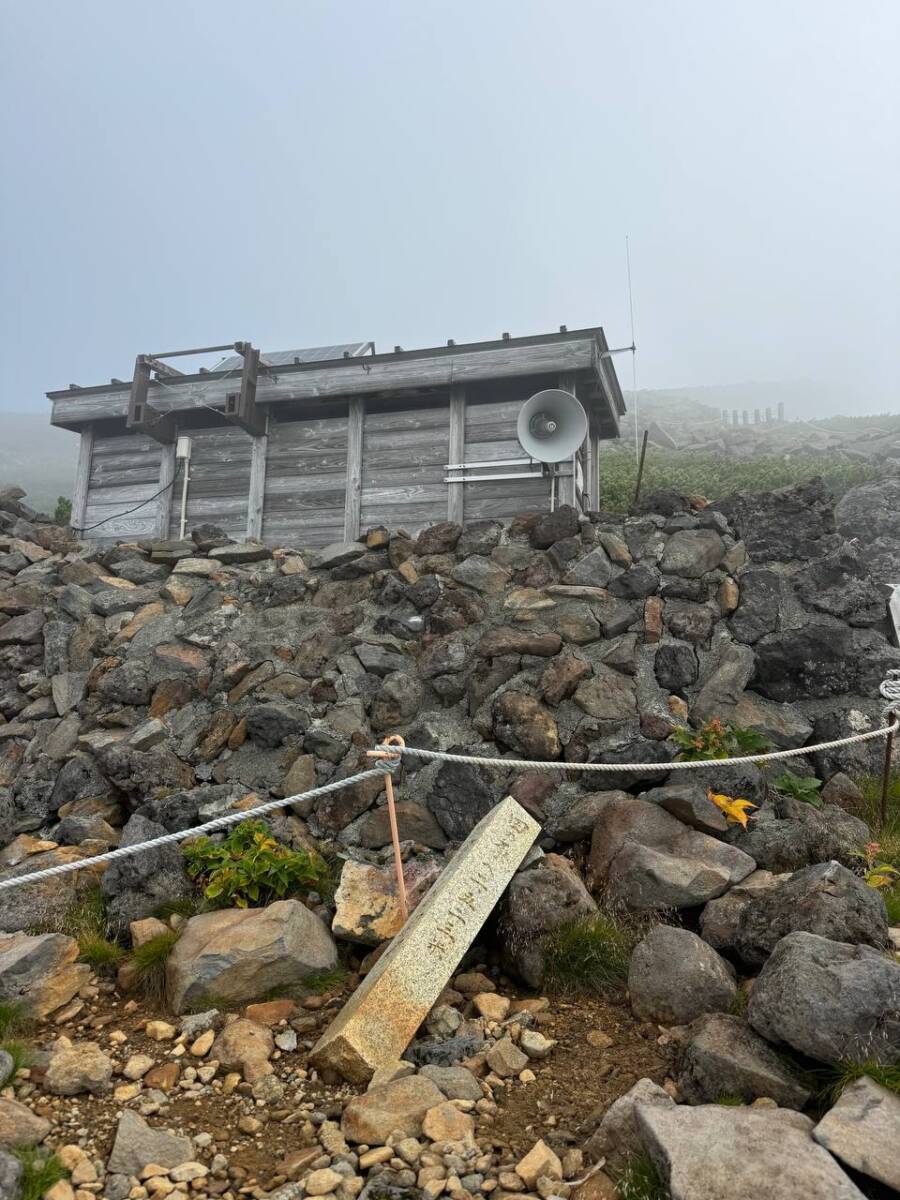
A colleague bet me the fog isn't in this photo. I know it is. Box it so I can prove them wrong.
[1,0,898,418]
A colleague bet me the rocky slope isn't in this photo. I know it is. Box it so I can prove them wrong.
[0,477,899,1200]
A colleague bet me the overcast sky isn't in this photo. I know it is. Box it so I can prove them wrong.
[2,1,898,415]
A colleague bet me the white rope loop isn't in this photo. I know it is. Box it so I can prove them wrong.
[0,762,394,894]
[880,670,900,711]
[377,718,899,774]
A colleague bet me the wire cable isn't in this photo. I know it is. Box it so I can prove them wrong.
[71,459,183,535]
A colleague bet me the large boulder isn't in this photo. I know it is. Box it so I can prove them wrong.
[588,794,756,910]
[659,529,726,577]
[733,860,889,966]
[835,476,900,589]
[699,870,786,952]
[0,931,90,1018]
[426,757,499,842]
[676,1013,810,1108]
[727,795,870,873]
[627,926,735,1024]
[101,813,192,928]
[166,900,338,1014]
[635,1103,866,1200]
[753,621,900,702]
[582,1078,674,1172]
[710,478,838,563]
[492,692,561,759]
[500,862,598,987]
[331,858,442,944]
[748,932,900,1065]
[813,1076,900,1193]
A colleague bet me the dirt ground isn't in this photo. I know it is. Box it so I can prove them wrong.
[24,977,670,1193]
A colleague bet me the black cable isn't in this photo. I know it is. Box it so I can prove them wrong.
[72,457,183,534]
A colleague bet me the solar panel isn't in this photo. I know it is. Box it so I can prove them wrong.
[212,342,372,371]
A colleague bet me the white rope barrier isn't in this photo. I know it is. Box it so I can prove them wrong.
[0,762,393,894]
[376,719,899,774]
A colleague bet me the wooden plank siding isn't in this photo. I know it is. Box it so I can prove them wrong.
[360,403,450,535]
[262,410,349,547]
[167,425,252,540]
[462,397,547,521]
[82,431,163,539]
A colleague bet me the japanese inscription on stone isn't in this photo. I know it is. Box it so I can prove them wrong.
[310,795,540,1082]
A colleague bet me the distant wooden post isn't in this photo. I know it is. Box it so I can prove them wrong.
[71,425,94,532]
[157,443,177,539]
[557,372,579,508]
[246,422,269,541]
[343,398,364,542]
[448,384,466,525]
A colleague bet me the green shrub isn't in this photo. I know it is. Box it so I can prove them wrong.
[541,908,650,997]
[882,886,900,925]
[183,820,331,909]
[715,1094,746,1106]
[669,719,770,761]
[728,986,749,1017]
[599,446,880,513]
[615,1153,669,1200]
[13,1150,67,1200]
[774,770,823,807]
[53,496,72,527]
[129,930,181,1006]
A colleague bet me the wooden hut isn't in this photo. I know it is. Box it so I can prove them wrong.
[48,326,626,546]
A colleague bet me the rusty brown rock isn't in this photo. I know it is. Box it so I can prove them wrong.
[540,654,592,705]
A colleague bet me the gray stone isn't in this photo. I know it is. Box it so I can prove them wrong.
[91,584,158,617]
[643,783,728,835]
[314,543,366,569]
[628,926,736,1024]
[654,640,698,691]
[166,900,338,1014]
[726,692,813,749]
[813,1076,900,1192]
[728,569,783,644]
[493,692,560,759]
[418,1064,483,1101]
[711,478,838,564]
[544,789,632,842]
[635,1103,866,1200]
[0,610,44,645]
[44,1040,113,1095]
[692,642,756,723]
[352,802,448,850]
[660,529,726,577]
[0,1098,51,1148]
[561,545,617,588]
[754,620,900,703]
[450,556,510,594]
[677,1013,810,1108]
[0,1050,13,1089]
[501,862,598,987]
[748,931,900,1065]
[0,1149,23,1198]
[835,476,900,589]
[50,671,89,716]
[734,860,889,966]
[0,930,90,1018]
[583,1078,674,1172]
[208,542,271,564]
[588,794,756,910]
[354,643,409,676]
[341,1075,445,1143]
[573,666,637,721]
[101,814,192,928]
[426,757,499,842]
[699,870,784,952]
[727,796,871,873]
[106,1110,193,1175]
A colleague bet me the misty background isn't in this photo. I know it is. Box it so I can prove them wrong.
[1,1,898,510]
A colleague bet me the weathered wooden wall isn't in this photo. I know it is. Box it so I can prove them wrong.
[462,396,547,520]
[167,425,253,541]
[262,409,348,547]
[83,430,162,539]
[78,387,598,547]
[359,402,451,536]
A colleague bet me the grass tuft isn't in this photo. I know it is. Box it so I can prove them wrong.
[541,907,651,997]
[813,1060,900,1106]
[13,1150,67,1200]
[615,1153,669,1200]
[853,771,900,861]
[303,967,348,996]
[77,933,126,968]
[153,895,206,921]
[129,930,181,1007]
[715,1094,747,1106]
[728,986,749,1017]
[0,1001,32,1041]
[1,1039,33,1074]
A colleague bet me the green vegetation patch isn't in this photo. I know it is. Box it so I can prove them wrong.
[183,820,332,910]
[13,1150,67,1200]
[542,908,651,997]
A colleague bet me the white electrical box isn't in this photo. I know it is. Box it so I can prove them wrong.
[175,436,193,461]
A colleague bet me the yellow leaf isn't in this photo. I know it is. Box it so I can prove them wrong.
[707,789,758,829]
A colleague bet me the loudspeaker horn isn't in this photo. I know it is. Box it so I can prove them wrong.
[517,389,589,463]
